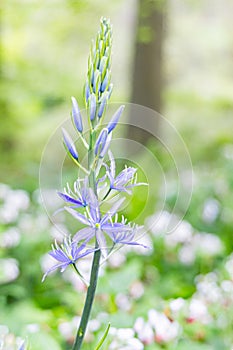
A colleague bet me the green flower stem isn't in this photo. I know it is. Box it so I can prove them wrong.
[72,248,101,350]
[72,129,101,350]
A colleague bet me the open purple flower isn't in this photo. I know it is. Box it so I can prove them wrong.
[65,190,130,256]
[57,177,89,208]
[106,151,145,194]
[42,236,95,281]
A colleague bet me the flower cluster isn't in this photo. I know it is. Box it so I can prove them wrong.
[43,17,147,281]
[134,309,181,345]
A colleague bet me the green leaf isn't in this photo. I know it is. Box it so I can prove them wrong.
[94,323,111,350]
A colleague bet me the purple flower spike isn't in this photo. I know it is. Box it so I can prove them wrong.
[42,236,95,281]
[107,105,124,133]
[71,96,83,133]
[62,128,79,160]
[89,93,97,121]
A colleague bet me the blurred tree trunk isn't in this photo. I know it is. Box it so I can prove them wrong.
[128,0,166,144]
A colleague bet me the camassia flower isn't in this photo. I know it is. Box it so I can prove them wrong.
[65,190,131,256]
[42,236,95,281]
[57,177,89,208]
[106,151,146,194]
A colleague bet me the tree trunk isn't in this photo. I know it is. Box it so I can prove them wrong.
[128,0,166,144]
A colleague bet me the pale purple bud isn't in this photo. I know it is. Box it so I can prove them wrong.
[71,96,83,133]
[95,128,108,157]
[98,94,108,118]
[62,128,78,160]
[93,70,101,94]
[99,39,104,54]
[100,70,109,92]
[100,132,112,158]
[94,49,100,70]
[99,56,108,74]
[107,105,125,133]
[89,93,96,121]
[85,81,90,103]
[107,83,113,99]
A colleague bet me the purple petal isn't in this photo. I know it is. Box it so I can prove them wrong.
[42,262,69,282]
[101,197,125,224]
[74,227,95,242]
[80,177,89,205]
[57,192,83,206]
[114,168,136,187]
[123,242,149,248]
[88,189,100,223]
[65,207,91,226]
[96,229,107,257]
[71,241,86,259]
[49,249,69,262]
[102,222,130,233]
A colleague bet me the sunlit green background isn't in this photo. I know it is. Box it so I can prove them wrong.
[1,0,233,349]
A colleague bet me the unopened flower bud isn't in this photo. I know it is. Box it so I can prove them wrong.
[89,93,97,121]
[71,97,83,133]
[107,105,125,133]
[95,128,108,157]
[98,93,108,118]
[62,128,78,160]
